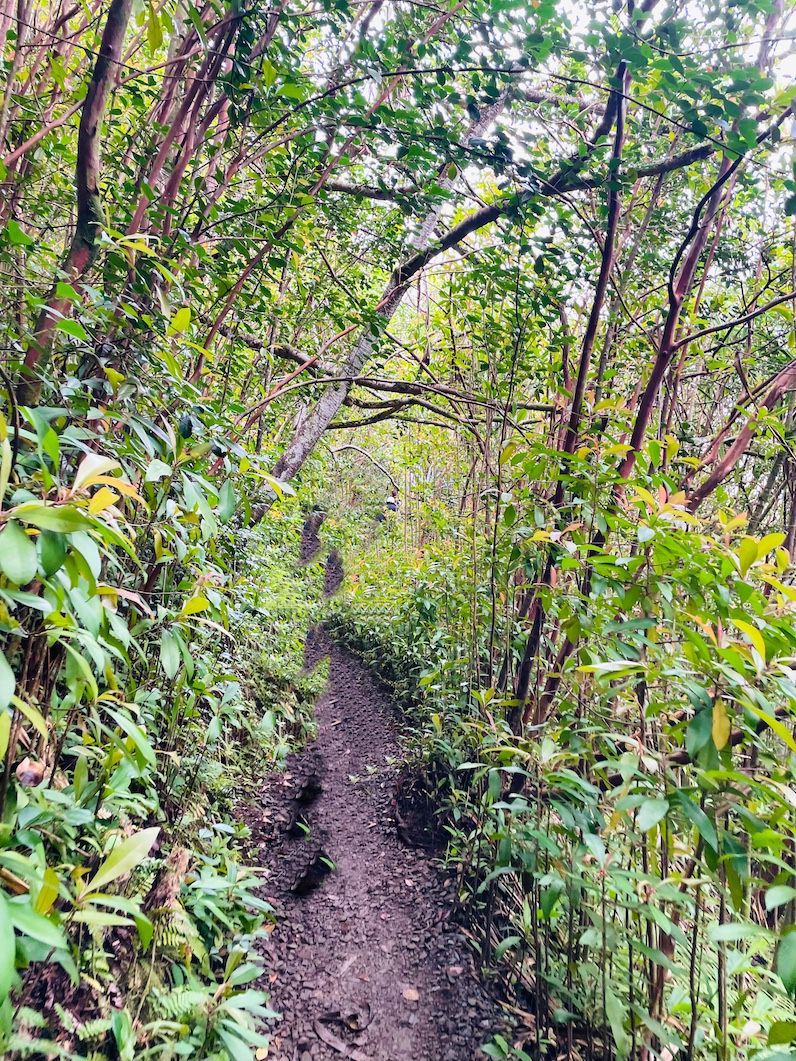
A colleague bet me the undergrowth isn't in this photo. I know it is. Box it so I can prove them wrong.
[0,441,325,1060]
[328,508,796,1061]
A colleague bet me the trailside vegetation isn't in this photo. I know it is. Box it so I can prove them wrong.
[3,0,796,1056]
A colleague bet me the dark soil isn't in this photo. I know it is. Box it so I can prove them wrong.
[245,632,509,1060]
[300,511,327,564]
[324,549,344,596]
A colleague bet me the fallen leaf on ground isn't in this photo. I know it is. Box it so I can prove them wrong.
[402,987,420,1002]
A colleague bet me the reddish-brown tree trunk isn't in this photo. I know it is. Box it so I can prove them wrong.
[19,0,134,405]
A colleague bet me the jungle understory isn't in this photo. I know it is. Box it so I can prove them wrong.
[7,0,796,1058]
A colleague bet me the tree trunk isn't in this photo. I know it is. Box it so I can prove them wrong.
[19,0,134,405]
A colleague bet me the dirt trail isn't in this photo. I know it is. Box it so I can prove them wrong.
[245,542,507,1059]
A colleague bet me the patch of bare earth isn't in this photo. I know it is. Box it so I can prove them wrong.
[243,633,509,1060]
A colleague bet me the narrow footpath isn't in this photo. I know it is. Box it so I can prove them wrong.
[245,540,508,1060]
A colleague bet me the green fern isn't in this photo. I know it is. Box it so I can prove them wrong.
[75,1017,113,1043]
[153,902,209,968]
[151,985,211,1022]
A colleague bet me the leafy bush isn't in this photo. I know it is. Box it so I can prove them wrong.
[0,392,324,1058]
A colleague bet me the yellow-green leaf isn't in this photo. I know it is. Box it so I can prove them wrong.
[0,709,10,759]
[35,867,60,914]
[758,532,786,560]
[12,696,48,741]
[736,536,758,577]
[732,618,766,663]
[180,594,210,616]
[744,702,796,755]
[146,1,162,52]
[712,700,731,751]
[167,307,191,336]
[0,893,16,1002]
[82,827,160,897]
[74,453,121,491]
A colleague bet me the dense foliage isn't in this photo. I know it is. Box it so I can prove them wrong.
[330,472,796,1060]
[4,0,796,1055]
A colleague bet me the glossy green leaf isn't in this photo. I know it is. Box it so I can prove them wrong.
[5,219,33,246]
[38,530,67,577]
[0,519,37,585]
[12,504,93,532]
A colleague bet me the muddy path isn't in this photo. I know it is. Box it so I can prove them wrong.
[246,621,509,1060]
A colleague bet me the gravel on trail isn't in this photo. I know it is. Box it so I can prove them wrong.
[244,627,509,1061]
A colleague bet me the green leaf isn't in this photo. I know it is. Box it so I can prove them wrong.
[732,618,765,662]
[673,791,717,852]
[736,536,758,576]
[5,219,33,247]
[636,798,668,833]
[146,1,162,51]
[14,696,48,741]
[55,281,81,303]
[540,881,564,919]
[494,934,521,961]
[0,708,10,759]
[12,504,93,532]
[159,629,180,679]
[218,480,236,524]
[769,1021,796,1045]
[0,438,11,504]
[709,921,766,942]
[0,893,16,1003]
[744,702,796,755]
[577,660,644,676]
[758,532,786,559]
[71,910,135,928]
[8,901,67,950]
[83,828,160,896]
[145,459,172,483]
[0,520,37,585]
[261,57,277,87]
[38,530,67,577]
[180,594,209,616]
[686,709,712,758]
[777,929,796,994]
[0,656,14,713]
[103,707,156,769]
[605,985,630,1058]
[56,319,88,341]
[767,886,796,912]
[277,82,305,100]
